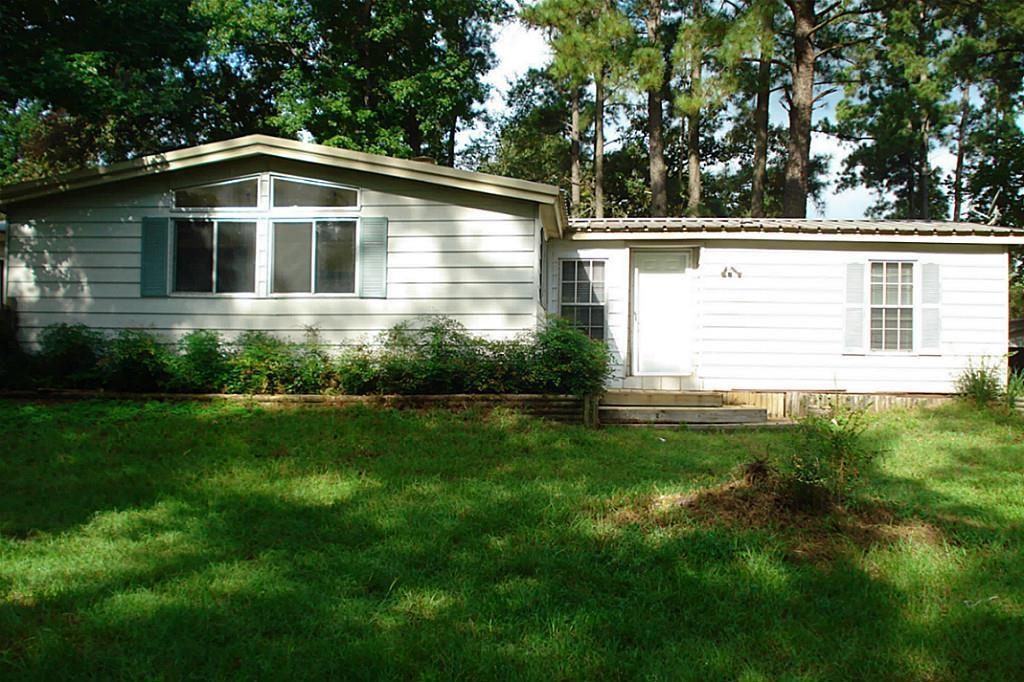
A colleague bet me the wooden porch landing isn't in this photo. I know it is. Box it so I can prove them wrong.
[600,390,769,427]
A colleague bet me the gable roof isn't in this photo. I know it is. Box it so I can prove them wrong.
[0,134,568,237]
[569,217,1024,245]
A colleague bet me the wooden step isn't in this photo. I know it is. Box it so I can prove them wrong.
[599,405,768,425]
[602,390,724,407]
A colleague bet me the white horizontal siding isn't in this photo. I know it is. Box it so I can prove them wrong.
[696,243,1007,392]
[6,157,545,347]
[547,239,1008,393]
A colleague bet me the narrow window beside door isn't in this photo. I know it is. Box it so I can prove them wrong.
[560,259,606,340]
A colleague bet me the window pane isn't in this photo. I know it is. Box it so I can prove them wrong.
[871,262,883,280]
[885,285,898,305]
[315,221,356,293]
[900,308,913,330]
[216,222,256,293]
[175,179,258,208]
[592,262,605,282]
[871,284,882,305]
[885,263,898,283]
[899,330,912,349]
[576,281,592,304]
[901,263,913,283]
[884,329,898,349]
[901,284,912,306]
[871,330,883,350]
[273,178,357,208]
[871,308,883,327]
[561,282,574,303]
[273,223,313,293]
[592,283,605,303]
[561,261,575,282]
[174,220,213,292]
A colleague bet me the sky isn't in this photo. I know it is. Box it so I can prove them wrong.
[462,22,963,220]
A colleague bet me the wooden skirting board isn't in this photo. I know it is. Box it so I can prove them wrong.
[722,390,954,420]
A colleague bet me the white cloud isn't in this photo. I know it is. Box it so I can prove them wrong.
[456,22,550,153]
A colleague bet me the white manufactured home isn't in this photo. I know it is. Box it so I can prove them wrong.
[1,135,1021,407]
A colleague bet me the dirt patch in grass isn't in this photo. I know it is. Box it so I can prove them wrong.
[611,471,945,564]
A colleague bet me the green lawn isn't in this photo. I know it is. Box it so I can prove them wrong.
[1,400,1022,680]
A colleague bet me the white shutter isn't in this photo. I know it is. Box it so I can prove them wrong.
[920,263,941,354]
[844,262,866,354]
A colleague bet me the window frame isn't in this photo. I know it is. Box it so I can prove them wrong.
[171,175,263,213]
[268,218,360,298]
[867,259,918,354]
[170,218,258,297]
[558,258,607,340]
[269,173,360,216]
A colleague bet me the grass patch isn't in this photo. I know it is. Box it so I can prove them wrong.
[1,400,1022,679]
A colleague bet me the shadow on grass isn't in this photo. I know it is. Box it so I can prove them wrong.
[1,399,1022,679]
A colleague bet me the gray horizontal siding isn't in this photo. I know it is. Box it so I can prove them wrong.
[7,157,544,346]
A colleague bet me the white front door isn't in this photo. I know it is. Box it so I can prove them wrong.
[632,251,693,375]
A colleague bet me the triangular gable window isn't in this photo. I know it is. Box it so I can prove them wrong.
[174,177,259,208]
[272,176,358,208]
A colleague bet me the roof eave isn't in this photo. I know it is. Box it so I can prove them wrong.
[0,135,564,210]
[568,230,1024,245]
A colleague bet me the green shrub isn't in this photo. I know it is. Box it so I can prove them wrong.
[288,329,340,394]
[100,329,172,392]
[1007,369,1024,408]
[955,359,1005,405]
[529,316,612,396]
[171,330,230,393]
[224,331,299,394]
[336,346,380,394]
[782,397,877,508]
[37,323,106,387]
[376,318,488,394]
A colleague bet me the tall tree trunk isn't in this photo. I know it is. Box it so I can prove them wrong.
[446,115,457,167]
[686,47,702,216]
[595,71,605,219]
[570,89,582,216]
[750,46,771,217]
[645,7,668,217]
[952,84,970,222]
[782,0,815,218]
[686,107,700,216]
[919,113,931,220]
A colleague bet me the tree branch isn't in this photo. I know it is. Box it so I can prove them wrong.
[810,5,883,35]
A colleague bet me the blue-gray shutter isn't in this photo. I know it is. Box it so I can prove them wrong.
[843,262,866,354]
[358,217,388,298]
[920,263,941,354]
[140,217,170,297]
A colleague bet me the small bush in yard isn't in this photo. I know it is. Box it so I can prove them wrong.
[224,331,299,394]
[100,329,173,392]
[530,316,612,397]
[37,323,106,387]
[955,358,1005,405]
[336,346,380,394]
[782,397,877,510]
[171,330,230,393]
[289,329,340,394]
[376,318,487,394]
[1006,369,1024,409]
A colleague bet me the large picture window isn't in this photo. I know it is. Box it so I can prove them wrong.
[870,261,913,351]
[560,259,606,340]
[272,220,357,294]
[173,220,256,293]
